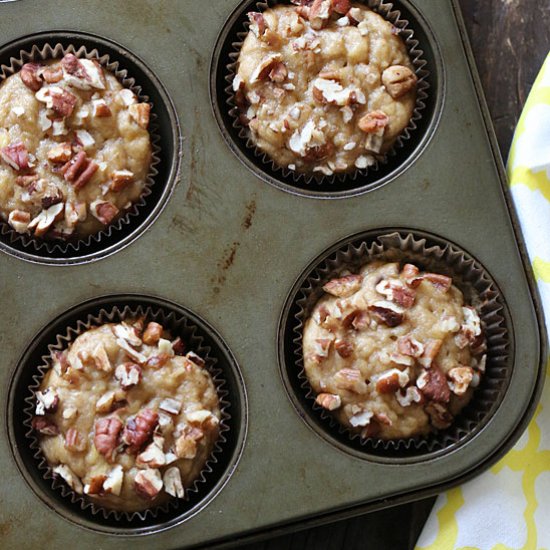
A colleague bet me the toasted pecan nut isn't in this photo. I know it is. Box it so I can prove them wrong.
[315,392,342,411]
[333,368,368,393]
[41,66,63,83]
[269,61,288,83]
[331,0,351,14]
[418,338,443,368]
[368,302,404,327]
[335,339,354,358]
[142,322,163,345]
[122,408,158,454]
[90,200,118,225]
[448,366,474,396]
[145,353,172,369]
[418,365,450,403]
[323,274,362,297]
[397,335,424,357]
[20,62,43,91]
[382,65,417,99]
[129,103,150,129]
[48,142,73,164]
[32,416,59,436]
[114,363,142,390]
[248,11,267,36]
[94,416,123,462]
[1,142,30,171]
[358,110,389,133]
[8,210,31,233]
[65,427,87,452]
[50,88,78,118]
[135,469,163,500]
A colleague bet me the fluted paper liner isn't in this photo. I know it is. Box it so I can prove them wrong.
[290,231,511,458]
[0,42,161,256]
[224,0,430,187]
[22,304,231,522]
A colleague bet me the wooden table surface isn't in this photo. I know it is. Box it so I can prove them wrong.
[238,1,550,549]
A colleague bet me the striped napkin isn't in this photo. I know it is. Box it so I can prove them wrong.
[416,52,550,550]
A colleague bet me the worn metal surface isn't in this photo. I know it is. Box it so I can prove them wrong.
[0,1,546,549]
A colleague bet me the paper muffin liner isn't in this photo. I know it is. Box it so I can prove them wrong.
[21,304,231,522]
[291,231,510,457]
[0,42,161,256]
[224,0,430,186]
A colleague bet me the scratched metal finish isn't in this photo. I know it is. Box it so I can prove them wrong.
[0,1,546,549]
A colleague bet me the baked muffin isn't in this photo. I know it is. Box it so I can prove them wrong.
[302,262,487,439]
[32,319,220,512]
[0,53,151,240]
[234,1,417,175]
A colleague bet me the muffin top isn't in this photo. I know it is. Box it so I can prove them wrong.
[0,53,151,240]
[234,1,417,175]
[33,319,220,512]
[302,262,487,439]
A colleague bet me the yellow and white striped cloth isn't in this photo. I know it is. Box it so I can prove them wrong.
[416,53,550,550]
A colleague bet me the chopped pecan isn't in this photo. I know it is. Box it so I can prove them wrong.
[396,386,423,407]
[65,200,86,228]
[269,61,288,83]
[90,200,119,225]
[250,53,283,84]
[20,62,43,91]
[112,322,142,347]
[159,398,182,415]
[28,203,64,238]
[1,142,29,171]
[186,351,206,368]
[368,301,404,327]
[35,388,59,415]
[62,54,88,80]
[248,11,267,36]
[448,366,474,396]
[470,333,487,356]
[351,310,370,330]
[65,428,87,452]
[92,98,112,117]
[52,350,70,376]
[41,66,63,83]
[48,142,73,164]
[335,339,353,358]
[375,279,416,308]
[41,187,64,209]
[122,408,158,453]
[129,103,151,129]
[110,169,134,192]
[136,440,166,468]
[135,469,163,500]
[103,465,124,495]
[309,0,332,29]
[142,321,163,345]
[418,338,443,368]
[84,474,108,495]
[163,467,184,498]
[402,263,420,280]
[74,161,98,189]
[32,416,59,436]
[412,272,452,292]
[333,368,368,393]
[358,110,389,133]
[115,363,142,389]
[145,353,172,369]
[94,416,123,462]
[51,88,78,118]
[175,432,198,459]
[8,210,31,233]
[53,464,83,494]
[62,151,92,185]
[382,65,417,99]
[418,365,450,403]
[374,368,409,394]
[15,174,39,187]
[172,337,185,356]
[323,274,362,297]
[332,0,351,14]
[349,408,374,427]
[397,335,424,357]
[315,392,342,411]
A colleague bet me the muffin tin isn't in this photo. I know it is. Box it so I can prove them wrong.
[0,0,546,548]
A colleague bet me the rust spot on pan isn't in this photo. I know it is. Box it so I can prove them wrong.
[241,199,256,230]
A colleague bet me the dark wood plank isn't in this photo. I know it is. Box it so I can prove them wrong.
[459,0,550,155]
[238,2,550,549]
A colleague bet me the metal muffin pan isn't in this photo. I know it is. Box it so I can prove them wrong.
[0,0,546,548]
